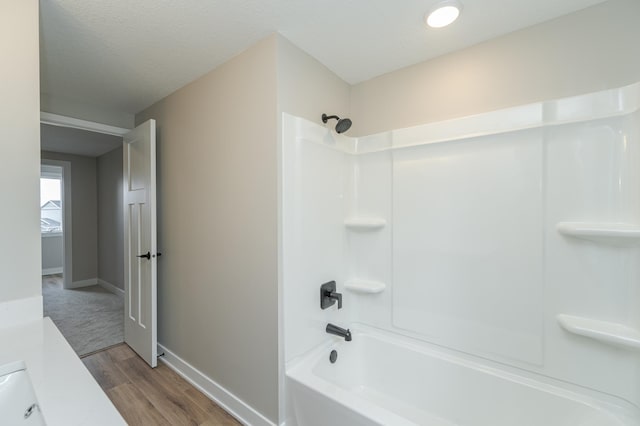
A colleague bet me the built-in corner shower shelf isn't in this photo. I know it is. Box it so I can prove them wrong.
[557,314,640,351]
[556,222,640,245]
[344,218,386,230]
[344,279,386,294]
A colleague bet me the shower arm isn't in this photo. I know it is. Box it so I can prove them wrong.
[322,114,340,123]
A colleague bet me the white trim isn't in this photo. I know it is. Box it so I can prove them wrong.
[40,112,130,137]
[97,279,125,297]
[69,278,98,289]
[42,267,63,276]
[0,296,43,329]
[41,232,63,238]
[158,344,276,426]
[277,113,286,425]
[41,159,72,290]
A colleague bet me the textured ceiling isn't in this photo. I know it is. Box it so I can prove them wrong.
[40,0,607,116]
[41,124,122,157]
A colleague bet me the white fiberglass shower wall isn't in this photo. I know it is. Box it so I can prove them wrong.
[281,83,640,425]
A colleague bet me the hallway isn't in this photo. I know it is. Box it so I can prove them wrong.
[43,274,123,356]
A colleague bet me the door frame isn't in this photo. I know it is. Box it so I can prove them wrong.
[41,160,72,289]
[40,112,130,137]
[39,112,130,289]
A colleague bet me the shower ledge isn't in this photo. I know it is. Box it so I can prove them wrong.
[344,279,386,294]
[557,314,640,350]
[556,222,640,245]
[344,218,386,230]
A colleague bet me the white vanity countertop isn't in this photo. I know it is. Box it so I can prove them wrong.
[0,317,126,425]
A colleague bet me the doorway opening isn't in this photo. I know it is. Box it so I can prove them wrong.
[39,113,159,366]
[40,119,127,357]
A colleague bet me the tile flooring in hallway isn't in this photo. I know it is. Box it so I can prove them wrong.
[83,344,241,426]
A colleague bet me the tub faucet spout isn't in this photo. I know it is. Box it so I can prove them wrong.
[326,323,352,341]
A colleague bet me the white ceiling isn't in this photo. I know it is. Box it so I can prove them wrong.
[41,124,122,157]
[40,0,607,116]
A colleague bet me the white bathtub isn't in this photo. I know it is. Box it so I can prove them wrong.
[0,360,45,426]
[286,327,640,426]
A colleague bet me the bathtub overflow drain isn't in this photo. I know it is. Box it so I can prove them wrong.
[329,350,338,363]
[24,403,38,419]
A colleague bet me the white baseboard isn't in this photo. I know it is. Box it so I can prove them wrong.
[97,279,125,297]
[42,267,63,276]
[0,295,43,329]
[68,278,98,289]
[158,343,276,426]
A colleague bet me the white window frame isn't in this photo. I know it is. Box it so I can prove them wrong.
[41,160,72,289]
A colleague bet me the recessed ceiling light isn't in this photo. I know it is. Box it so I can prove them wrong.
[425,0,462,28]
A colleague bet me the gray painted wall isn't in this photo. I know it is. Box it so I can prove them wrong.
[134,34,353,423]
[41,151,98,282]
[97,146,124,289]
[276,35,351,126]
[41,123,123,157]
[41,235,63,272]
[0,0,41,304]
[350,0,640,136]
[41,93,134,129]
[136,36,279,422]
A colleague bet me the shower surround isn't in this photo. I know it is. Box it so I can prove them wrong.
[280,83,640,425]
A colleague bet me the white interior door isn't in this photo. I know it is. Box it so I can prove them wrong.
[123,119,158,367]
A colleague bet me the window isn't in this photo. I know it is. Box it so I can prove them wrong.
[41,167,63,234]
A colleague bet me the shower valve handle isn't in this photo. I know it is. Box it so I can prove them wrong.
[320,281,343,309]
[328,291,342,309]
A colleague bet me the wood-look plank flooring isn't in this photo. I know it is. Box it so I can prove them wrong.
[82,344,241,426]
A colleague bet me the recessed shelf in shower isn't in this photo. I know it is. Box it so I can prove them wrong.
[344,279,386,294]
[556,222,640,245]
[344,218,386,230]
[557,314,640,351]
